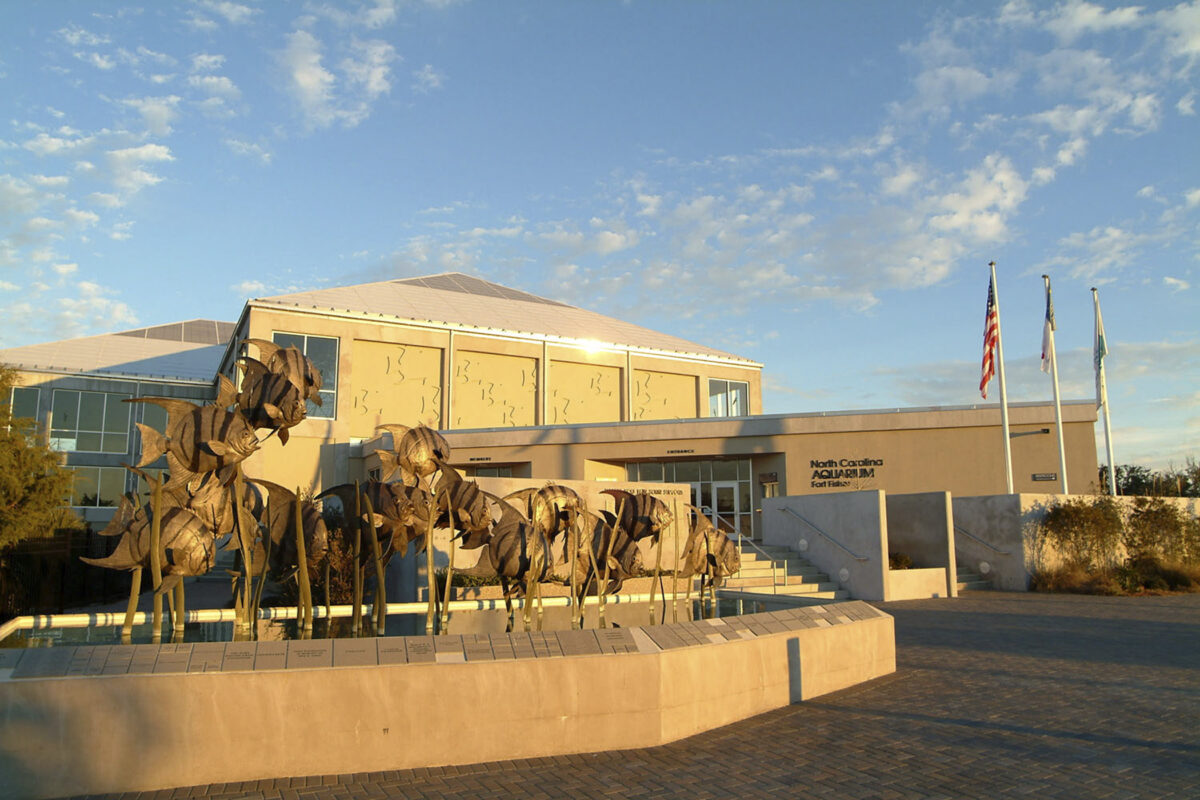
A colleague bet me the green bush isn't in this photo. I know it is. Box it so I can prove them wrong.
[1125,497,1187,562]
[1039,496,1124,570]
[888,552,913,570]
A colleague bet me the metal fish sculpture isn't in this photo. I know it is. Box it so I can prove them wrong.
[601,488,674,542]
[573,509,644,595]
[248,479,329,577]
[504,483,585,545]
[482,492,552,590]
[81,503,217,594]
[128,396,259,488]
[237,357,308,444]
[244,338,323,405]
[434,462,491,538]
[681,506,740,585]
[317,480,422,564]
[375,423,451,485]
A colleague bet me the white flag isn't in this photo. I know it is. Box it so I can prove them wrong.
[1094,289,1109,408]
[1040,277,1056,373]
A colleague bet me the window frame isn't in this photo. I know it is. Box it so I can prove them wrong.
[68,465,129,508]
[707,378,750,418]
[49,389,132,454]
[269,332,339,419]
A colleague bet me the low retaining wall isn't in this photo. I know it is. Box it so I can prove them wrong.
[0,602,894,800]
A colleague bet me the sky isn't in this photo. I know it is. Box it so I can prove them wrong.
[0,0,1197,473]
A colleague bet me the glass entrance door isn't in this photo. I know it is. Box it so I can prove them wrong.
[711,480,740,537]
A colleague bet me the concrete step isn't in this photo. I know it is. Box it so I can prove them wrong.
[720,587,849,602]
[957,580,993,591]
[735,562,824,578]
[723,574,832,590]
[955,568,992,591]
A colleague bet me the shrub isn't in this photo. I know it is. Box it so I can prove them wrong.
[888,552,913,570]
[1039,496,1124,570]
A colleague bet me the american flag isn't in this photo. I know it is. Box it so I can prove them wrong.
[980,276,999,398]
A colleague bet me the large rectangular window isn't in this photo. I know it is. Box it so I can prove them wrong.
[69,466,128,508]
[5,386,39,432]
[50,390,131,453]
[708,379,749,418]
[271,332,338,419]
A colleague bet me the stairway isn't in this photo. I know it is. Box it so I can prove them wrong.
[955,566,993,592]
[720,543,849,603]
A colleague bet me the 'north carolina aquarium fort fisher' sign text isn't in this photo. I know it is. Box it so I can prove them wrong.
[810,457,883,488]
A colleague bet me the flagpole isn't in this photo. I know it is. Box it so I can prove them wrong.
[1042,275,1069,494]
[1093,287,1117,496]
[991,262,1014,493]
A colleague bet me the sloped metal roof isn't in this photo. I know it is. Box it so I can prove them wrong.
[253,273,758,364]
[0,320,233,382]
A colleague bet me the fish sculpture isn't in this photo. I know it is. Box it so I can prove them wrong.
[129,395,260,488]
[317,480,422,565]
[681,506,740,585]
[481,492,551,590]
[81,501,217,595]
[504,483,585,546]
[244,338,323,405]
[601,488,674,542]
[375,423,450,485]
[236,357,308,443]
[248,479,329,577]
[572,509,644,594]
[433,462,491,538]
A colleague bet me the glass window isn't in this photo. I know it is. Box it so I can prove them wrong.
[712,460,738,481]
[475,466,513,478]
[638,462,664,482]
[272,332,338,419]
[50,390,130,453]
[7,387,39,420]
[708,379,750,418]
[737,459,750,480]
[674,461,700,482]
[70,466,128,508]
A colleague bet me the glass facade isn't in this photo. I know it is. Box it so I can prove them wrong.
[627,458,755,539]
[69,466,127,508]
[50,390,131,453]
[708,379,749,417]
[272,332,338,418]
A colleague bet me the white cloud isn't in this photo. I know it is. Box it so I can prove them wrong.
[191,53,226,72]
[64,208,99,227]
[1044,1,1145,42]
[28,174,70,188]
[1154,0,1200,59]
[183,14,219,33]
[122,95,181,136]
[280,30,395,128]
[881,164,921,196]
[1185,188,1200,207]
[928,154,1028,242]
[343,39,397,97]
[224,138,272,164]
[52,263,78,276]
[1164,276,1190,292]
[200,1,259,26]
[22,132,94,156]
[232,280,267,295]
[412,63,444,93]
[1179,93,1197,115]
[89,192,122,208]
[58,25,110,47]
[280,30,338,128]
[75,51,116,70]
[107,143,175,194]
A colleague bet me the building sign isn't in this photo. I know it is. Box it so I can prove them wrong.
[810,457,883,489]
[758,472,778,483]
[1031,473,1057,482]
[468,456,492,462]
[666,448,695,454]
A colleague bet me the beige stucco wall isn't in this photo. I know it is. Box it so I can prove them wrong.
[452,350,538,429]
[548,360,621,425]
[349,340,442,436]
[632,369,699,420]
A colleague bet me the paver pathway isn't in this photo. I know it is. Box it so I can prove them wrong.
[79,592,1200,799]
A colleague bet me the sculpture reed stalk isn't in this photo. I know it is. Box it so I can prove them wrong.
[294,491,313,630]
[598,497,624,629]
[362,490,385,634]
[323,556,331,631]
[424,485,437,635]
[122,566,142,641]
[173,580,186,635]
[352,481,363,636]
[251,511,271,624]
[648,527,664,627]
[230,470,253,629]
[671,500,680,624]
[568,515,579,630]
[150,477,163,641]
[439,507,454,635]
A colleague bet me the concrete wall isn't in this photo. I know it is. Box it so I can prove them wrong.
[0,607,893,799]
[952,494,1059,590]
[763,492,888,601]
[884,492,957,598]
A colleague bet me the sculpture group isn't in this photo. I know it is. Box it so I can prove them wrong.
[82,339,741,641]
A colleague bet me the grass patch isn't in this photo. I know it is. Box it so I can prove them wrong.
[1032,557,1200,596]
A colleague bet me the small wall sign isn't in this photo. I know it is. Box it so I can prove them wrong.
[1031,473,1057,481]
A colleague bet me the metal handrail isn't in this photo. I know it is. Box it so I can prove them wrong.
[700,506,785,587]
[953,525,1011,556]
[778,507,869,562]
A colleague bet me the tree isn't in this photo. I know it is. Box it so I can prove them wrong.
[0,365,82,552]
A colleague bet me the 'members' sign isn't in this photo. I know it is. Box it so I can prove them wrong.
[810,457,883,488]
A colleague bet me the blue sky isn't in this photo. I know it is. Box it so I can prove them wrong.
[1,0,1197,472]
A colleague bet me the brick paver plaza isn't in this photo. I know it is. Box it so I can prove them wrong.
[81,592,1200,799]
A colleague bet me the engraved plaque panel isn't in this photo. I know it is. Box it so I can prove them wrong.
[286,640,334,670]
[253,641,288,671]
[405,637,436,663]
[334,639,378,668]
[188,643,227,673]
[222,642,257,672]
[377,639,407,665]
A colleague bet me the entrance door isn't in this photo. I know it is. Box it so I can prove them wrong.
[711,480,740,538]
